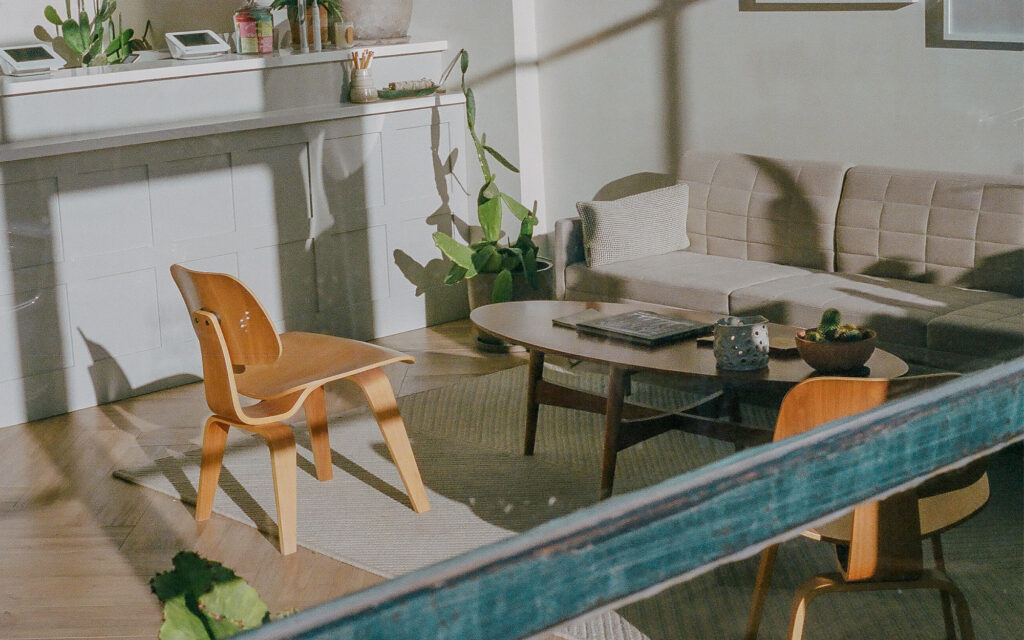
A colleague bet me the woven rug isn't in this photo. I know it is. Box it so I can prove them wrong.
[116,365,1022,640]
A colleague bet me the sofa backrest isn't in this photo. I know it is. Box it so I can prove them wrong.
[836,166,1024,297]
[677,150,849,271]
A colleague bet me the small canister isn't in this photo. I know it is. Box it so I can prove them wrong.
[713,316,770,371]
[234,2,274,54]
[349,68,377,103]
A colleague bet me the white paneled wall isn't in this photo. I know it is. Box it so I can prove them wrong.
[0,101,470,427]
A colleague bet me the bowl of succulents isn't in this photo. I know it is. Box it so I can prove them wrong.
[795,308,878,373]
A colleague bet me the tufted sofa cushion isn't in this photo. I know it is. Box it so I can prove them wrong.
[928,299,1024,361]
[729,272,1010,352]
[677,150,849,271]
[836,166,1024,297]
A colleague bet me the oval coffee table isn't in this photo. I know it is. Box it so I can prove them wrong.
[471,300,909,499]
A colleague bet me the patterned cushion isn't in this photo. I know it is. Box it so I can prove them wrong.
[576,183,689,267]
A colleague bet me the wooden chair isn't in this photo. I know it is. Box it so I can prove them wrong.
[170,265,430,554]
[743,375,989,640]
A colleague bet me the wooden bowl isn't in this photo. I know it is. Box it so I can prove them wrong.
[795,330,877,373]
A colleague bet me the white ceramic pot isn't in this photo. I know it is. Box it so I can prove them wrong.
[340,0,413,42]
[713,316,770,371]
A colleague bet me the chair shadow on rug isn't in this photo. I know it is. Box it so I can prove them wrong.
[169,264,431,554]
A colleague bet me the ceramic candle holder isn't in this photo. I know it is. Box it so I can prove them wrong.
[713,315,770,371]
[349,68,377,103]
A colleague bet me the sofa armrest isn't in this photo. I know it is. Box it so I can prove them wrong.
[553,217,585,299]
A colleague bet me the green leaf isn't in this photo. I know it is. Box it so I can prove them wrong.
[472,244,501,274]
[159,596,212,640]
[44,6,63,26]
[465,87,476,129]
[500,192,532,221]
[522,247,539,289]
[62,19,86,53]
[198,578,269,637]
[500,247,522,272]
[484,145,519,173]
[491,269,513,303]
[477,196,503,243]
[79,10,89,36]
[460,49,468,74]
[432,232,476,274]
[443,263,468,285]
[479,180,499,203]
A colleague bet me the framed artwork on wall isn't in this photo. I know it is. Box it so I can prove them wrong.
[944,0,1024,43]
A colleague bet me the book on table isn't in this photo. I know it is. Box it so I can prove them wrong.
[552,309,714,346]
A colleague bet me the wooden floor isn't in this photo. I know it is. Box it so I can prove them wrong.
[0,319,529,639]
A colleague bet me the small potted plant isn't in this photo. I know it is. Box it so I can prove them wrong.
[795,308,877,373]
[270,0,342,45]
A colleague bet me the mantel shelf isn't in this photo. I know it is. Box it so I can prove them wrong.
[0,92,466,163]
[0,40,449,97]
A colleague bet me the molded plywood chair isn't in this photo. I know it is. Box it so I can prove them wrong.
[171,264,430,554]
[744,375,988,640]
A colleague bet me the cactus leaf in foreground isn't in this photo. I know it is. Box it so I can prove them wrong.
[151,552,272,639]
[158,596,212,640]
[199,579,269,637]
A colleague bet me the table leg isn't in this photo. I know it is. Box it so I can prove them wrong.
[600,366,629,500]
[524,349,545,456]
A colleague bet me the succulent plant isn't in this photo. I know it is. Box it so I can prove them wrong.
[37,1,152,67]
[431,49,542,304]
[803,308,874,343]
[151,551,271,639]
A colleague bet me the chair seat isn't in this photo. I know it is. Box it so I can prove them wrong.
[234,332,414,400]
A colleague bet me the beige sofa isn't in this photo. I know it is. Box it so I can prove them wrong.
[553,151,1024,371]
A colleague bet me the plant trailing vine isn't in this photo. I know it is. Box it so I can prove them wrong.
[432,49,542,304]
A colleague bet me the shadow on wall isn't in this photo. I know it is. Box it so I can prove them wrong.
[392,104,469,323]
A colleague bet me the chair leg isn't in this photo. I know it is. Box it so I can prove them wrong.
[304,386,334,482]
[261,423,298,555]
[350,368,431,514]
[932,534,957,640]
[196,417,230,521]
[788,575,841,640]
[743,544,779,640]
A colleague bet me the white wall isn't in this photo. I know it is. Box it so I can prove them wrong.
[534,1,1024,224]
[411,0,530,239]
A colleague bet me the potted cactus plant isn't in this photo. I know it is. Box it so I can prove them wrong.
[432,50,553,310]
[795,308,877,373]
[36,1,151,67]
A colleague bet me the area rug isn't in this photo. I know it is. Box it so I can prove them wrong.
[116,365,1022,640]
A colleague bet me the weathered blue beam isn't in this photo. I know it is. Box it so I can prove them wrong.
[243,358,1024,640]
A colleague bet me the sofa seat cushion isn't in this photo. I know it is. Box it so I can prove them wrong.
[564,251,811,315]
[729,273,1011,349]
[928,299,1024,360]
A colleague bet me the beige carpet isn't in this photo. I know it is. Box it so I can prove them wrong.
[116,365,1022,640]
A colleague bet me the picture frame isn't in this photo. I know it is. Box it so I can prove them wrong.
[944,0,1024,44]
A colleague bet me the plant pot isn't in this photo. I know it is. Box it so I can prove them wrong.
[466,259,555,352]
[795,330,877,373]
[340,0,413,43]
[289,5,329,47]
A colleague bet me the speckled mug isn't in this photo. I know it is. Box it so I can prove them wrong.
[713,316,770,371]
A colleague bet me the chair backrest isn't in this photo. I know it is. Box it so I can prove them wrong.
[774,374,988,582]
[170,265,282,366]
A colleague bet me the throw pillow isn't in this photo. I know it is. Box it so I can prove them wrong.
[576,183,690,267]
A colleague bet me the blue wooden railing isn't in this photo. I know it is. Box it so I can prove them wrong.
[243,357,1024,640]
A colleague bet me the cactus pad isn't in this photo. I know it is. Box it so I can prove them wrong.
[151,552,270,639]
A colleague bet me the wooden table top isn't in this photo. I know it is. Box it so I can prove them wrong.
[471,300,909,385]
